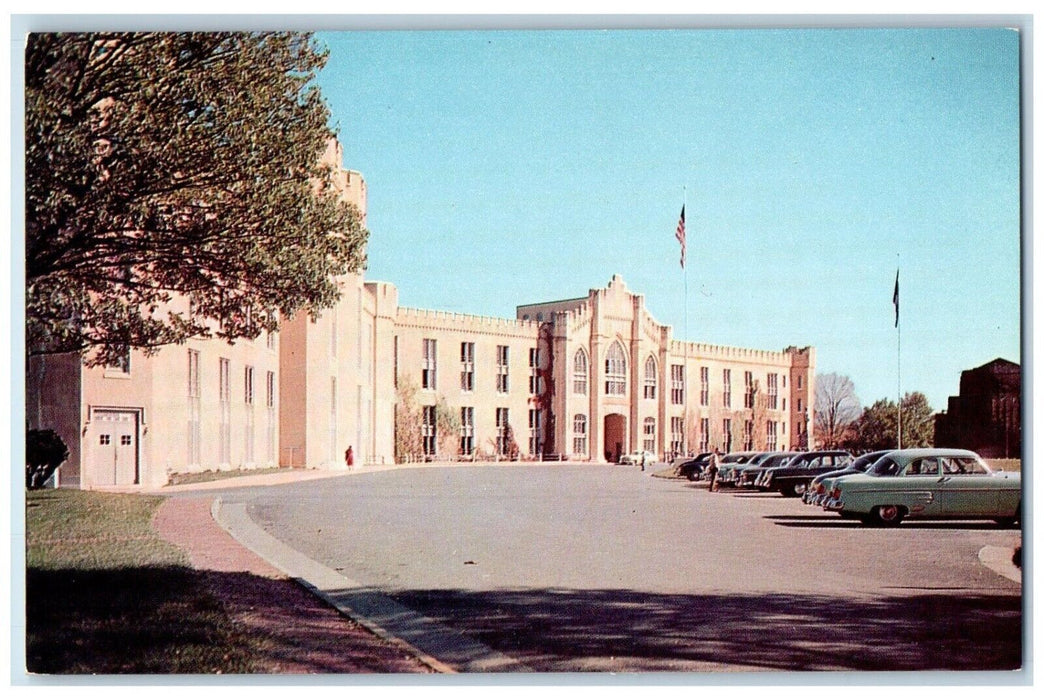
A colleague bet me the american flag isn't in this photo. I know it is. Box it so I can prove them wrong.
[675,205,686,268]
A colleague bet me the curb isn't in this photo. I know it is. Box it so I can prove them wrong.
[212,498,534,674]
[978,545,1022,584]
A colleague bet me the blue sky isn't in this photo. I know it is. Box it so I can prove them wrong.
[314,28,1021,413]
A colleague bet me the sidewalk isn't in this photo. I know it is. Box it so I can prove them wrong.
[151,474,436,673]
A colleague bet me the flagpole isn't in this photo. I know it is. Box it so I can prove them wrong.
[895,260,902,450]
[682,187,689,457]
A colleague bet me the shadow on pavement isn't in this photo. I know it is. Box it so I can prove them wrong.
[379,587,1022,673]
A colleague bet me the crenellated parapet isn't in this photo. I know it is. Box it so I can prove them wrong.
[669,340,805,366]
[396,306,541,337]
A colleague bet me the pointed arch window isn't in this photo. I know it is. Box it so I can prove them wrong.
[605,343,627,396]
[643,355,657,399]
[573,349,588,395]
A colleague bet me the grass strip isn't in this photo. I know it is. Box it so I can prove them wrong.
[25,489,265,674]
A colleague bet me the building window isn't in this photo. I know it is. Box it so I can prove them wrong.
[218,357,231,464]
[797,375,802,389]
[744,371,755,409]
[743,419,754,451]
[529,348,541,395]
[460,406,474,455]
[497,345,510,393]
[244,366,254,405]
[643,356,657,400]
[605,342,627,396]
[766,421,778,450]
[267,330,276,351]
[573,349,588,395]
[266,370,276,464]
[496,407,510,455]
[700,366,709,406]
[670,416,684,456]
[670,365,685,405]
[643,417,656,453]
[422,405,437,456]
[106,346,131,375]
[723,369,732,408]
[460,342,475,392]
[529,408,541,454]
[327,377,336,465]
[573,414,588,455]
[329,307,338,359]
[422,338,437,390]
[723,418,733,452]
[187,350,201,466]
[700,417,710,452]
[767,373,779,410]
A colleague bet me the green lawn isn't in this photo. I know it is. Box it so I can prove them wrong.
[25,489,265,674]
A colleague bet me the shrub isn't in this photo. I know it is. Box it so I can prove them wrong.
[26,429,69,489]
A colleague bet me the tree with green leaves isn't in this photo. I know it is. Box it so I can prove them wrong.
[848,392,935,451]
[25,32,367,367]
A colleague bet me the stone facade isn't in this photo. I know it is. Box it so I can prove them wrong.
[934,358,1021,459]
[27,145,815,488]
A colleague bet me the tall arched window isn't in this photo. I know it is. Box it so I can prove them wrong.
[605,342,627,396]
[573,349,588,395]
[573,414,588,455]
[643,355,657,399]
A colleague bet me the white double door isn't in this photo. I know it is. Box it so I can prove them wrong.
[90,409,139,486]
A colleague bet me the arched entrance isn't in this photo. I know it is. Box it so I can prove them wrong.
[603,413,627,463]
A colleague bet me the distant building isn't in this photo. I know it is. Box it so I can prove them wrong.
[934,358,1021,458]
[27,144,815,488]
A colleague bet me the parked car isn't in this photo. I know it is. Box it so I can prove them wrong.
[755,450,852,497]
[675,452,712,480]
[736,451,800,488]
[619,450,657,466]
[821,448,1021,526]
[802,450,891,506]
[715,451,763,486]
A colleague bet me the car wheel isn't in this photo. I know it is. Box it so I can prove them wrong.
[995,502,1021,528]
[792,482,807,497]
[779,484,796,497]
[871,505,904,527]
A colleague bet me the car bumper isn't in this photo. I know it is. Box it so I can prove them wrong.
[822,498,844,512]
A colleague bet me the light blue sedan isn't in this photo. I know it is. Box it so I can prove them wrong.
[821,448,1021,527]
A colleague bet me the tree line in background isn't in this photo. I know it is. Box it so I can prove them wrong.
[814,372,935,452]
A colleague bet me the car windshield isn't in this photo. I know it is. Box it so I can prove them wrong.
[849,453,884,471]
[867,458,900,477]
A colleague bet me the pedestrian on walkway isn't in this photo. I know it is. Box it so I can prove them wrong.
[345,445,354,469]
[708,447,721,492]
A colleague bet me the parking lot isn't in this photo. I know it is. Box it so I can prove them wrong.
[239,463,1023,673]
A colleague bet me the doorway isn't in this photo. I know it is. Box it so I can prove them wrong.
[603,413,627,463]
[88,409,140,486]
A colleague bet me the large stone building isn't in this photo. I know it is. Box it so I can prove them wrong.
[934,358,1021,459]
[27,146,815,488]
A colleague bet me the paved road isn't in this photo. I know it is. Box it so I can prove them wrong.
[224,464,1023,673]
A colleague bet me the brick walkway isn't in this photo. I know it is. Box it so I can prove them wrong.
[152,496,433,674]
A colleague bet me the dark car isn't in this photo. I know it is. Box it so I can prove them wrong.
[755,450,853,497]
[715,451,763,486]
[802,450,891,505]
[675,453,712,480]
[736,451,800,488]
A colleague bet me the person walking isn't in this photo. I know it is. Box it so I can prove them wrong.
[707,447,721,492]
[345,445,354,469]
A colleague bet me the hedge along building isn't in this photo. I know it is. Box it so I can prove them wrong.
[28,140,815,487]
